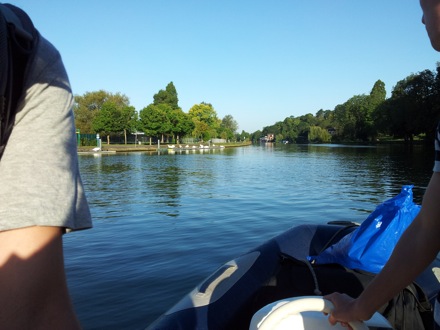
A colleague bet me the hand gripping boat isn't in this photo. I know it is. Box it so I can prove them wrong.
[249,296,391,329]
[147,221,440,329]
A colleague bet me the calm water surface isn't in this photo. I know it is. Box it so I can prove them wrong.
[64,143,434,329]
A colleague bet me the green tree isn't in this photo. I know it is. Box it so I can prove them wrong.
[139,104,172,144]
[148,82,187,143]
[74,90,130,133]
[351,94,372,141]
[333,95,371,141]
[92,102,124,144]
[153,82,179,110]
[281,116,301,143]
[251,130,262,142]
[188,102,221,140]
[120,106,139,144]
[372,98,394,137]
[219,115,239,141]
[169,108,194,143]
[369,80,386,109]
[366,80,387,140]
[315,109,334,129]
[385,70,437,142]
[238,130,250,141]
[412,69,438,141]
[292,114,315,141]
[221,115,239,133]
[309,126,331,143]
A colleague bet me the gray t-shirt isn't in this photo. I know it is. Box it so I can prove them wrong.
[0,33,92,232]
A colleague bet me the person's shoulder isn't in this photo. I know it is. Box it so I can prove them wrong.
[32,34,62,70]
[25,33,69,91]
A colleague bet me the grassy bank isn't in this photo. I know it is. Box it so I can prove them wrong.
[78,141,252,153]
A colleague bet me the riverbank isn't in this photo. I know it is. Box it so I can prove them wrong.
[77,141,252,153]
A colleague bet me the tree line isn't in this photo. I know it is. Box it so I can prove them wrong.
[74,82,244,145]
[74,64,440,146]
[255,63,440,144]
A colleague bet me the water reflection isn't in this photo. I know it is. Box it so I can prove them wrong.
[143,158,182,217]
[287,143,433,204]
[79,144,433,214]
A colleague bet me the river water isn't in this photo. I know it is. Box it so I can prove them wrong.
[65,143,434,329]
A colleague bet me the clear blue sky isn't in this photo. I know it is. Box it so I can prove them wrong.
[10,1,439,133]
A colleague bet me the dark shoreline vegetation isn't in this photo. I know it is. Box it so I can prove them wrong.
[74,64,440,147]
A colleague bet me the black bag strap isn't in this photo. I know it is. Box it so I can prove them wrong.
[0,3,38,160]
[406,281,433,313]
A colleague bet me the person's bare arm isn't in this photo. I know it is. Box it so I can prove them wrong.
[326,172,440,324]
[0,226,81,329]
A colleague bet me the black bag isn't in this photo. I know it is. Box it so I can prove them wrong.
[254,255,433,330]
[381,282,433,330]
[0,4,38,160]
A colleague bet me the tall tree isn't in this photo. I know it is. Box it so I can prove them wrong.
[153,82,179,110]
[369,80,386,108]
[221,114,239,133]
[366,80,385,138]
[219,114,239,141]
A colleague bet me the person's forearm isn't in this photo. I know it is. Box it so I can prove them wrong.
[0,226,81,329]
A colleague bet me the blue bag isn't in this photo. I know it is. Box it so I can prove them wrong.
[309,185,420,273]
